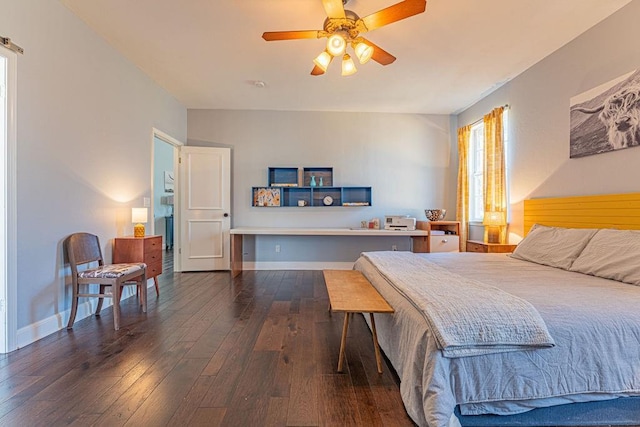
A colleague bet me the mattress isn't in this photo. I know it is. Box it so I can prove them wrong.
[354,252,640,427]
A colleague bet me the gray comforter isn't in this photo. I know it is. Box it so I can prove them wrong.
[354,252,640,427]
[361,252,554,357]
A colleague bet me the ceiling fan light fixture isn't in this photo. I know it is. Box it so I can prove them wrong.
[313,51,333,72]
[354,42,373,64]
[326,33,347,56]
[262,0,426,75]
[341,53,357,76]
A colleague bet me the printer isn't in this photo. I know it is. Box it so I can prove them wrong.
[384,215,417,231]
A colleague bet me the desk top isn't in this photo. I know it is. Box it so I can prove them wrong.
[230,226,428,237]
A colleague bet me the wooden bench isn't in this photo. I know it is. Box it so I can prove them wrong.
[323,270,395,374]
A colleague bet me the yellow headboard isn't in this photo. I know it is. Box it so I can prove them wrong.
[524,192,640,235]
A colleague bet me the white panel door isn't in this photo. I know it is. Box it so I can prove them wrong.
[179,146,230,271]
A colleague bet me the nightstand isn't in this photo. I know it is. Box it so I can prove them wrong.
[466,240,517,253]
[113,235,162,296]
[413,221,461,253]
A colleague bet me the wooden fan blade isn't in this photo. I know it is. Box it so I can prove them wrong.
[361,0,426,32]
[262,30,320,41]
[362,38,397,65]
[322,0,346,19]
[311,65,326,76]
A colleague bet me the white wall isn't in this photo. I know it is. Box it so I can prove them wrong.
[188,110,453,264]
[1,0,186,345]
[457,0,640,241]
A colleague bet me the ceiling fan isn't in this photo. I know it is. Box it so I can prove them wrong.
[262,0,427,76]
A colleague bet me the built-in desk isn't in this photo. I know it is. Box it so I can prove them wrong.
[230,227,429,277]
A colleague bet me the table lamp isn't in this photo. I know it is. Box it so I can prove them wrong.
[483,211,506,244]
[132,207,148,238]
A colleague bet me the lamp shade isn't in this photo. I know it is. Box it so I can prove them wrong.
[354,42,373,64]
[483,211,506,226]
[313,51,332,72]
[131,208,148,224]
[326,34,346,57]
[341,54,357,76]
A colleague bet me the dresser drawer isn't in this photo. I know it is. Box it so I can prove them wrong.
[429,235,459,253]
[466,240,517,253]
[146,261,163,278]
[144,248,162,265]
[466,241,488,253]
[144,236,162,253]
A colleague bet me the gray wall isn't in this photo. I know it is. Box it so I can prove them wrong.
[187,110,454,265]
[457,0,640,242]
[2,0,186,344]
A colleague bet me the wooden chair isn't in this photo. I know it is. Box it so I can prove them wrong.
[65,232,147,331]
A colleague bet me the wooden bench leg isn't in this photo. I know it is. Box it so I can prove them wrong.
[369,313,383,374]
[337,312,350,373]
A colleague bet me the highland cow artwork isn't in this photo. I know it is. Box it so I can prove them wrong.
[570,69,640,158]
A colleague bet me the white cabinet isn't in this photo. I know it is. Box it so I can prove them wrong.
[413,221,461,253]
[429,235,460,253]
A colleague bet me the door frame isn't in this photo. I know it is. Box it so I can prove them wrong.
[151,128,183,272]
[1,46,17,353]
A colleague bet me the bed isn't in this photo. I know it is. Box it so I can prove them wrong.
[353,193,640,427]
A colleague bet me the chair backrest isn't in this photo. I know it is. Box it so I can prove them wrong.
[65,233,104,275]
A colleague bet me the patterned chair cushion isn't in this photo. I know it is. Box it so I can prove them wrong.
[78,263,146,279]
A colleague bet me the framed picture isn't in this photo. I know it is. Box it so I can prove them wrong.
[570,69,640,158]
[253,187,281,207]
[164,171,174,193]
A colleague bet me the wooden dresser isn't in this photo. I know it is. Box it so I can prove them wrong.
[113,235,162,296]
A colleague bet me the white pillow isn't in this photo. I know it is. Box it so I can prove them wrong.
[509,225,598,270]
[570,229,640,285]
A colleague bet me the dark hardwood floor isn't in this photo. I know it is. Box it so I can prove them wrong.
[0,251,415,426]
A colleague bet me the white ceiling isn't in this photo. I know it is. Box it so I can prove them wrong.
[60,0,632,114]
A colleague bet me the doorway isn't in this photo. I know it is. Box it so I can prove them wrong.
[0,45,17,353]
[151,128,183,273]
[153,137,174,248]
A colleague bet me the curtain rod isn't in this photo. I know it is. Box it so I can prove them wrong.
[0,36,23,54]
[468,104,510,127]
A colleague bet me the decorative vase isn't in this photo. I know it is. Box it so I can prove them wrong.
[310,175,316,187]
[319,177,323,187]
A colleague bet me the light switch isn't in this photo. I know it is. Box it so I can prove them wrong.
[143,197,150,207]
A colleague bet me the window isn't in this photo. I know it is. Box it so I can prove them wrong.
[468,123,484,222]
[468,109,509,223]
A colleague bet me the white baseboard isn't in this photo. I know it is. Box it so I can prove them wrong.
[16,284,150,349]
[243,261,355,271]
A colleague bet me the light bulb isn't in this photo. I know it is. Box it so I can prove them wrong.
[354,42,373,64]
[341,54,357,76]
[326,34,346,57]
[313,51,332,72]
